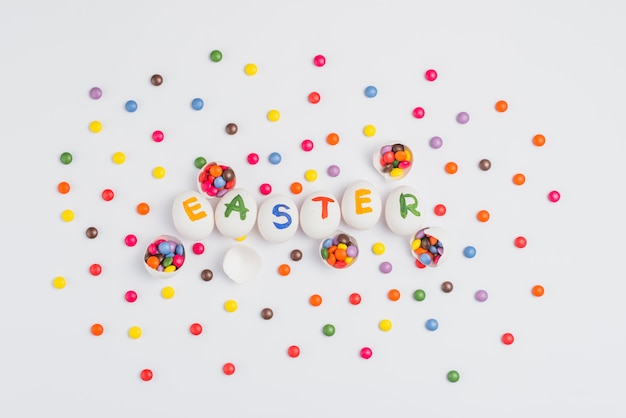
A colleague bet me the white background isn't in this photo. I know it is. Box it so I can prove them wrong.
[1,1,625,417]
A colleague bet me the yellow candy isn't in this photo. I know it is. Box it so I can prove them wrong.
[244,63,258,76]
[152,166,166,179]
[372,242,386,255]
[112,152,126,164]
[52,276,66,289]
[363,124,376,137]
[235,235,247,242]
[61,209,74,222]
[128,326,142,339]
[224,299,238,312]
[267,109,280,122]
[405,149,412,161]
[161,286,175,299]
[89,120,102,133]
[304,169,318,182]
[337,243,347,250]
[345,256,354,264]
[379,319,392,332]
[411,239,420,251]
[163,265,176,272]
[389,168,403,177]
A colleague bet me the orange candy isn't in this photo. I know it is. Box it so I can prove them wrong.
[394,150,407,161]
[532,285,545,297]
[209,164,223,177]
[309,294,322,306]
[137,202,150,215]
[278,264,291,276]
[290,182,303,194]
[445,162,458,174]
[91,323,104,336]
[326,133,340,146]
[387,289,401,301]
[146,256,160,269]
[532,134,546,147]
[495,100,508,112]
[334,248,347,261]
[57,181,70,194]
[512,173,526,185]
[477,210,490,222]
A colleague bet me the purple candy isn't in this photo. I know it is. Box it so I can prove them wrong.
[216,189,229,198]
[474,290,488,302]
[89,87,102,100]
[327,165,341,177]
[456,112,470,124]
[380,145,393,155]
[379,261,392,274]
[346,245,358,258]
[429,136,443,149]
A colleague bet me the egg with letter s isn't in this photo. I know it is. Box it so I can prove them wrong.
[257,194,299,243]
[341,180,381,230]
[215,189,257,239]
[171,191,214,240]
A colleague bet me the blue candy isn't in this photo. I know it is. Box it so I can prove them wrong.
[425,318,439,331]
[463,246,477,258]
[364,85,378,98]
[191,98,204,110]
[125,100,138,112]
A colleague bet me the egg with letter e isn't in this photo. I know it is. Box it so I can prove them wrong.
[341,180,381,230]
[171,191,214,240]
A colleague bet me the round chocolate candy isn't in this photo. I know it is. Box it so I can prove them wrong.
[479,159,491,171]
[261,308,273,320]
[150,74,163,86]
[85,227,98,239]
[290,249,303,261]
[225,123,238,135]
[441,281,454,293]
[200,269,213,281]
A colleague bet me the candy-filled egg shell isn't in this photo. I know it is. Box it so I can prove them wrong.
[373,143,413,180]
[144,235,185,278]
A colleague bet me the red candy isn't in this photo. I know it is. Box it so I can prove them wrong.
[89,263,102,276]
[192,242,205,255]
[514,236,527,248]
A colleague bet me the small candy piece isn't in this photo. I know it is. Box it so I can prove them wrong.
[101,189,114,201]
[412,107,425,118]
[322,324,335,336]
[477,210,490,222]
[290,182,303,194]
[246,153,259,165]
[495,100,508,112]
[379,262,392,274]
[152,166,166,179]
[52,276,66,289]
[474,290,488,302]
[514,236,527,248]
[91,323,104,336]
[360,347,373,359]
[371,242,385,255]
[223,363,236,375]
[326,133,340,145]
[447,370,460,383]
[85,227,98,239]
[304,169,317,182]
[363,124,376,137]
[140,369,153,381]
[244,63,257,75]
[278,264,291,276]
[200,269,213,281]
[434,204,447,216]
[308,92,320,104]
[429,136,443,149]
[463,246,476,258]
[125,100,138,112]
[225,123,238,135]
[150,74,163,86]
[379,319,392,332]
[548,190,561,202]
[111,151,126,164]
[136,202,150,215]
[128,326,142,339]
[60,152,73,164]
[268,152,282,164]
[387,289,400,301]
[125,290,138,303]
[259,183,272,195]
[57,181,70,194]
[261,308,274,320]
[441,281,454,293]
[195,157,207,169]
[513,173,526,185]
[327,165,340,177]
[533,134,546,147]
[532,285,545,297]
[349,293,361,305]
[290,249,302,261]
[161,286,175,299]
[89,263,102,276]
[445,162,458,174]
[309,294,322,307]
[209,50,222,62]
[501,332,515,345]
[287,345,301,358]
[313,54,326,67]
[124,234,137,247]
[190,323,203,336]
[267,109,280,122]
[89,121,102,133]
[89,87,102,99]
[424,69,437,81]
[413,289,426,301]
[191,98,204,110]
[301,139,314,151]
[479,159,492,171]
[192,242,205,255]
[425,318,439,331]
[364,85,377,98]
[456,112,470,124]
[224,299,238,312]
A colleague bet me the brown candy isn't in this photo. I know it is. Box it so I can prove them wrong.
[391,143,405,152]
[260,308,273,320]
[441,281,454,293]
[200,269,213,281]
[225,123,238,135]
[290,249,302,261]
[150,74,163,86]
[222,169,235,182]
[479,159,491,171]
[85,227,98,239]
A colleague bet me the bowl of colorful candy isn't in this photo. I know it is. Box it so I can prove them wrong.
[197,161,236,198]
[144,235,186,278]
[320,231,359,269]
[373,143,413,180]
[410,227,450,268]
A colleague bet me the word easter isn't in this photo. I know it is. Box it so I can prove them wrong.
[172,180,424,242]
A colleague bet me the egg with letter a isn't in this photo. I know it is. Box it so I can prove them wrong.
[215,189,257,239]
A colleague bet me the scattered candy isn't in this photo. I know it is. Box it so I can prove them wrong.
[360,347,373,359]
[290,182,303,194]
[411,227,448,267]
[309,294,322,307]
[197,161,236,198]
[434,204,447,216]
[456,112,470,124]
[477,210,490,222]
[247,153,259,165]
[327,165,340,177]
[413,289,426,301]
[424,69,438,81]
[425,319,439,331]
[150,74,163,86]
[57,181,70,194]
[548,190,561,202]
[85,227,98,239]
[128,326,142,339]
[60,152,73,164]
[200,269,213,281]
[144,235,185,276]
[501,332,515,345]
[322,324,336,336]
[301,139,314,151]
[445,161,458,174]
[412,107,425,118]
[224,299,238,312]
[259,183,272,195]
[371,242,385,255]
[102,189,114,201]
[152,166,166,179]
[479,159,492,171]
[140,369,153,381]
[363,124,376,137]
[161,286,175,299]
[112,151,126,164]
[52,276,66,289]
[209,50,222,62]
[261,308,274,320]
[447,370,460,383]
[364,85,377,98]
[532,285,544,297]
[441,281,454,293]
[463,246,477,258]
[244,63,257,76]
[268,152,282,165]
[308,92,320,104]
[287,345,301,358]
[387,289,401,301]
[191,98,204,110]
[320,232,359,269]
[192,242,205,255]
[379,319,392,332]
[125,290,138,303]
[89,263,102,276]
[223,362,236,375]
[267,109,280,122]
[326,132,340,145]
[89,121,102,133]
[379,261,392,274]
[429,136,443,149]
[313,54,326,67]
[137,202,150,215]
[224,123,238,135]
[124,234,137,247]
[349,293,361,305]
[125,100,138,112]
[91,323,104,336]
[495,100,508,112]
[514,236,527,248]
[513,173,526,185]
[533,134,546,147]
[474,290,488,302]
[89,87,102,99]
[190,323,203,335]
[373,143,413,180]
[304,169,318,182]
[278,264,291,276]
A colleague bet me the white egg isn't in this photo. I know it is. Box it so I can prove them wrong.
[171,191,215,240]
[257,194,299,243]
[384,185,424,235]
[223,244,262,283]
[214,189,257,239]
[341,180,381,230]
[299,191,341,239]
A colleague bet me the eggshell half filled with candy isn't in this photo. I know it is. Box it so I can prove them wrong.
[197,161,236,198]
[144,235,185,278]
[341,180,381,230]
[319,231,359,269]
[257,194,299,243]
[215,188,257,239]
[373,143,413,180]
[300,191,341,239]
[172,191,214,240]
[410,226,451,267]
[223,244,262,284]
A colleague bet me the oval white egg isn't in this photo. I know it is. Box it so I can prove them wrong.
[257,194,299,243]
[341,180,381,230]
[299,191,341,239]
[214,189,257,239]
[171,191,215,240]
[384,185,424,235]
[223,244,262,283]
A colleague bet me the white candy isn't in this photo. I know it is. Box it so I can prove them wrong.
[384,185,424,235]
[257,194,299,243]
[341,180,381,230]
[299,191,341,239]
[171,191,215,240]
[214,189,257,239]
